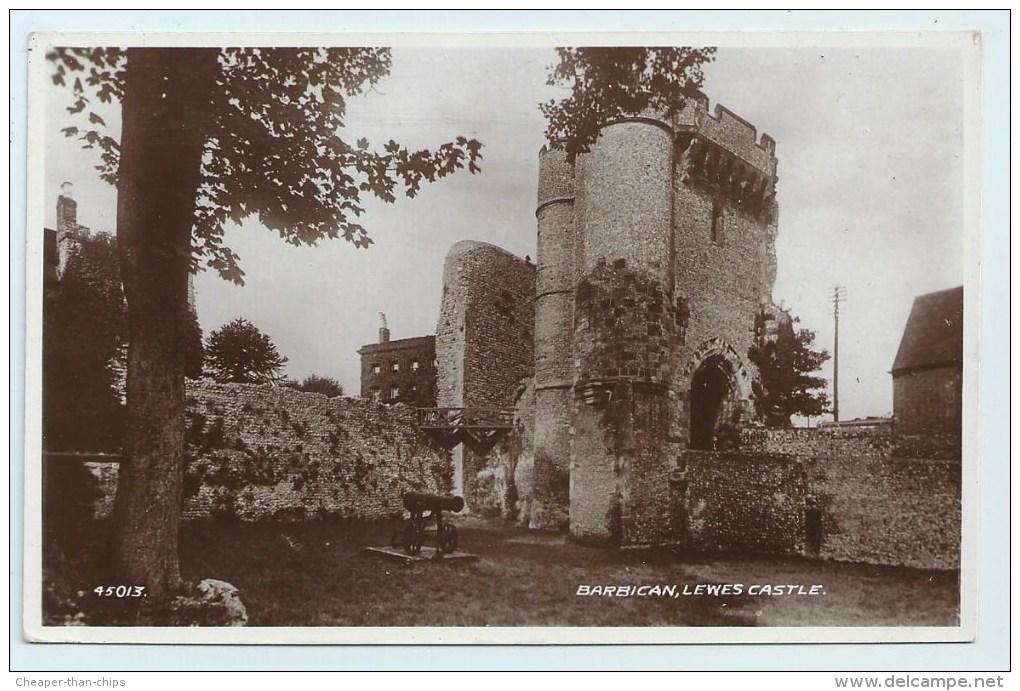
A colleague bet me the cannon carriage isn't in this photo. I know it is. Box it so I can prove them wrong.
[392,492,465,555]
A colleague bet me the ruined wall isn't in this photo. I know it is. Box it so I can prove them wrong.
[435,241,535,409]
[745,422,961,462]
[742,425,896,460]
[461,380,535,521]
[84,382,452,521]
[807,455,960,569]
[680,451,809,555]
[181,382,451,521]
[676,426,961,570]
[435,240,536,508]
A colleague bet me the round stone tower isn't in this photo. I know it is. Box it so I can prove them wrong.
[575,118,674,280]
[526,96,779,547]
[570,118,681,544]
[531,146,576,530]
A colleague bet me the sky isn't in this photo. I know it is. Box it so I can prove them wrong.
[42,38,972,422]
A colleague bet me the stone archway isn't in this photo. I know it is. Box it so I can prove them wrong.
[684,338,753,450]
[690,355,732,450]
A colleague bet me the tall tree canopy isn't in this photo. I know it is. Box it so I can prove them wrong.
[48,46,483,597]
[205,318,288,384]
[50,47,483,284]
[541,46,715,161]
[748,310,831,428]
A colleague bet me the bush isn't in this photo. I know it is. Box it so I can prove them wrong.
[281,374,344,398]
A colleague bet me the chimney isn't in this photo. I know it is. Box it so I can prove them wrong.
[378,312,390,344]
[57,182,77,237]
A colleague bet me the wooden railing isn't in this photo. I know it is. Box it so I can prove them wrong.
[416,407,515,453]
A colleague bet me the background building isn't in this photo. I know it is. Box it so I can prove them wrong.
[358,321,437,406]
[891,286,964,435]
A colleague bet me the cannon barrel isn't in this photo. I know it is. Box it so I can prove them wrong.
[402,492,465,513]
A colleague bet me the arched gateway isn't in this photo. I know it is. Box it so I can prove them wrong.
[685,338,753,450]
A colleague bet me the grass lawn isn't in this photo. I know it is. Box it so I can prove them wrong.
[165,517,959,628]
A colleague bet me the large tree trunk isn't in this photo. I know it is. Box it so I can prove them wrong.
[113,48,218,597]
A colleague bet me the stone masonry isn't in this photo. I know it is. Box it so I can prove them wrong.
[84,381,453,522]
[532,96,779,544]
[435,92,959,571]
[434,240,536,507]
[358,332,437,407]
[677,425,961,570]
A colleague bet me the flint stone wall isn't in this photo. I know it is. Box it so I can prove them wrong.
[85,381,452,522]
[678,424,961,570]
[435,240,536,511]
[461,379,536,521]
[744,423,961,461]
[435,240,535,410]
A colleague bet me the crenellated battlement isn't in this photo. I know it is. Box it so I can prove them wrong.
[674,92,777,175]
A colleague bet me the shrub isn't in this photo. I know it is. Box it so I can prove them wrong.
[281,374,344,398]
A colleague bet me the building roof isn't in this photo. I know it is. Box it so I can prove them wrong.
[891,286,963,375]
[358,334,435,355]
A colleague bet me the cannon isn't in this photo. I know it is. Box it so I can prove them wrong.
[392,492,465,555]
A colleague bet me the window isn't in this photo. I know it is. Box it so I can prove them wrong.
[370,387,381,402]
[711,200,725,244]
[411,360,420,372]
[390,386,400,400]
[392,361,400,373]
[371,363,381,375]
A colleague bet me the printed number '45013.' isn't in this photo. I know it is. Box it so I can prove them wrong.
[93,585,147,597]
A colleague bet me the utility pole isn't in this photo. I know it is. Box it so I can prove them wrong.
[830,286,847,422]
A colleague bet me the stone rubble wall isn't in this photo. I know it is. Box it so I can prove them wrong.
[741,425,897,461]
[84,381,453,522]
[806,454,960,569]
[435,240,536,411]
[461,379,536,522]
[676,424,961,570]
[744,423,961,461]
[679,451,809,556]
[434,240,536,512]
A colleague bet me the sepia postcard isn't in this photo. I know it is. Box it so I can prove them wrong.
[22,28,983,646]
